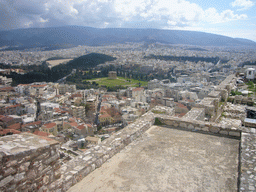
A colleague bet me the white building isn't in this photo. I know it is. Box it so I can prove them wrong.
[246,68,255,80]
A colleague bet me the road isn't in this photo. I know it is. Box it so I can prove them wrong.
[56,69,76,83]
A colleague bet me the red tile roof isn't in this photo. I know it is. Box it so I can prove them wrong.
[175,102,188,109]
[0,116,14,123]
[5,104,21,109]
[69,122,78,127]
[33,130,50,137]
[30,84,47,88]
[0,87,14,92]
[7,123,21,130]
[77,124,85,130]
[133,87,144,92]
[0,129,21,135]
[43,122,56,129]
[18,84,30,86]
[22,121,41,128]
[99,113,111,118]
[85,124,92,128]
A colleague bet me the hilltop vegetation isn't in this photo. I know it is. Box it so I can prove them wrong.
[7,53,116,85]
[144,54,229,64]
[66,53,116,70]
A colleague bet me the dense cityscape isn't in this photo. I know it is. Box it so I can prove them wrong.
[0,38,256,190]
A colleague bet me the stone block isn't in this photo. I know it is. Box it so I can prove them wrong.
[219,130,228,135]
[188,124,194,130]
[19,162,30,172]
[43,175,50,185]
[14,172,25,183]
[0,175,14,187]
[27,169,36,180]
[202,127,209,132]
[4,167,16,177]
[6,160,17,168]
[179,122,187,128]
[35,152,49,161]
[44,154,59,165]
[229,131,240,137]
[209,126,220,133]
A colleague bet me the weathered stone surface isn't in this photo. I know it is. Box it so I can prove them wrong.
[187,124,194,130]
[229,131,240,137]
[209,126,220,133]
[179,122,187,128]
[0,175,14,187]
[240,132,256,192]
[0,133,61,191]
[14,172,25,183]
[6,160,17,168]
[43,175,50,185]
[44,154,59,165]
[202,127,209,132]
[3,167,16,177]
[219,130,229,135]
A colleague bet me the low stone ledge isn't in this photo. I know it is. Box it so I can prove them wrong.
[158,115,241,138]
[240,132,256,192]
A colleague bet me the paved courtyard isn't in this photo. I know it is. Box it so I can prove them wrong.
[69,126,240,192]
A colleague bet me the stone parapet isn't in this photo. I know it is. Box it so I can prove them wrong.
[0,133,61,192]
[240,128,256,192]
[156,114,241,138]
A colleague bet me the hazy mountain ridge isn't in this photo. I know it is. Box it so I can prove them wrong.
[0,26,255,50]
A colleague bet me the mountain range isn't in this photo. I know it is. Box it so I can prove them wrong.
[0,26,255,50]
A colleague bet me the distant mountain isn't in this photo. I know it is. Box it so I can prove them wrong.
[0,26,255,50]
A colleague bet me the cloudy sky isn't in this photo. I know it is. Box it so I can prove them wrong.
[1,0,255,41]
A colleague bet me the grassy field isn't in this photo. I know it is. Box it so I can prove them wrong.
[87,77,148,87]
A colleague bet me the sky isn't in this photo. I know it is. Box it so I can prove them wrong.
[0,0,255,41]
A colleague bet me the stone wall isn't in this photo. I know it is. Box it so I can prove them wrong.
[156,114,241,138]
[240,127,256,191]
[182,107,205,121]
[0,133,61,192]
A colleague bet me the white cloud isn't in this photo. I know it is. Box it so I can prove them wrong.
[0,0,250,30]
[204,8,247,23]
[39,17,49,23]
[231,0,255,10]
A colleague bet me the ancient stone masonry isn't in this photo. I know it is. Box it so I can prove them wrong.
[156,114,241,138]
[0,133,61,192]
[151,105,175,116]
[240,127,256,192]
[223,103,246,120]
[182,107,205,121]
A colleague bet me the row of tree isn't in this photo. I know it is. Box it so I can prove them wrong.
[144,54,229,64]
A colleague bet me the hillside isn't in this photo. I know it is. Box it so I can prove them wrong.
[0,26,255,50]
[66,53,116,70]
[8,53,115,85]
